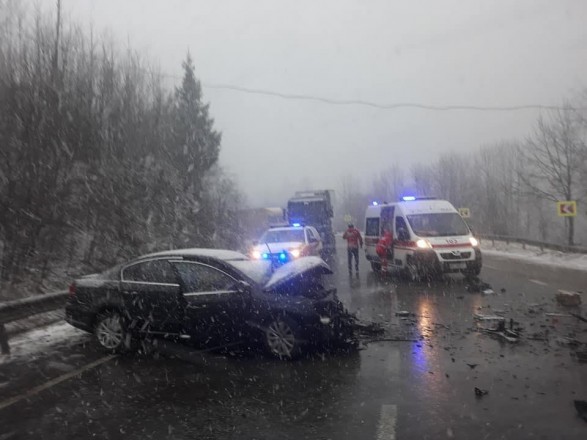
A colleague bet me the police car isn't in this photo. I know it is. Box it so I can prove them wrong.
[251,224,323,265]
[364,196,482,279]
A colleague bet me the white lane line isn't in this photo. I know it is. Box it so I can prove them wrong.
[528,279,548,286]
[0,355,116,411]
[376,404,397,440]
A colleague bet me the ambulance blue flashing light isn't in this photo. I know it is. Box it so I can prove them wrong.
[292,223,301,227]
[402,196,417,201]
[279,252,287,260]
[262,253,269,259]
[371,201,379,206]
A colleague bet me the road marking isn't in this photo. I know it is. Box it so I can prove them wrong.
[0,355,116,411]
[376,404,397,440]
[529,279,548,286]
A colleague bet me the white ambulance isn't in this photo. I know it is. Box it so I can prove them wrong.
[364,196,482,279]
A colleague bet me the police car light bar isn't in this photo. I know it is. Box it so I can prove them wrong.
[400,196,437,202]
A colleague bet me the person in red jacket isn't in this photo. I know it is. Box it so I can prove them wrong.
[376,229,393,272]
[343,223,363,275]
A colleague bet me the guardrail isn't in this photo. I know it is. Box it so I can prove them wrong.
[0,291,68,355]
[479,234,587,254]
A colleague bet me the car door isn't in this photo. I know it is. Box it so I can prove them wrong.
[120,259,183,335]
[171,261,249,345]
[305,227,321,255]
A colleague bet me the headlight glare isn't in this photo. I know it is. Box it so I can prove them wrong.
[416,239,431,249]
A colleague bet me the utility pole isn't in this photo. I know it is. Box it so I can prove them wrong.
[52,0,61,80]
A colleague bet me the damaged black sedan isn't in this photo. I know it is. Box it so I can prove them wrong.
[65,249,354,359]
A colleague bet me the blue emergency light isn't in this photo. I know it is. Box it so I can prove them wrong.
[279,252,287,260]
[372,201,379,206]
[292,223,301,227]
[262,253,269,259]
[402,196,416,201]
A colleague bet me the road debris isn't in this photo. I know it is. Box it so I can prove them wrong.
[570,313,587,323]
[574,400,587,422]
[474,314,505,331]
[482,289,495,295]
[465,277,493,293]
[556,337,581,347]
[466,363,478,369]
[474,387,488,397]
[555,290,582,307]
[395,311,412,317]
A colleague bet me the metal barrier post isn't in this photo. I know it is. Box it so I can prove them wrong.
[0,324,10,354]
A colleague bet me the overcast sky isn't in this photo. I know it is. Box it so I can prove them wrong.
[38,0,587,206]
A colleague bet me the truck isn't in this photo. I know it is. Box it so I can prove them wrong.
[286,190,335,257]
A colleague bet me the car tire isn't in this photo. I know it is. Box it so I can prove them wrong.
[264,316,303,360]
[403,263,421,282]
[94,310,130,353]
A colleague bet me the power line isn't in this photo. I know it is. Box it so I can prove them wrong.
[143,68,584,112]
[202,83,574,112]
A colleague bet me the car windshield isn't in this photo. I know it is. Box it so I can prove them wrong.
[407,213,470,237]
[259,229,305,244]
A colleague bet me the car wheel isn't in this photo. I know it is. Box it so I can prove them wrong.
[264,317,303,360]
[95,311,128,353]
[404,263,421,282]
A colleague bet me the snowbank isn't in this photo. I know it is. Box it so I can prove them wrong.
[0,321,89,365]
[482,240,587,272]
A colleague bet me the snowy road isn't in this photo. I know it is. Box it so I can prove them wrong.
[1,242,586,439]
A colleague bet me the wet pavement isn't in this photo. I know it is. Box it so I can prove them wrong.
[1,241,586,439]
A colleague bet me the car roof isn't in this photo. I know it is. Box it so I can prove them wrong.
[138,248,249,261]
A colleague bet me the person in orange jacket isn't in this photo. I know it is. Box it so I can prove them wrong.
[376,229,393,272]
[342,223,363,275]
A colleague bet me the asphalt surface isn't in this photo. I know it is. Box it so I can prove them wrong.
[1,241,586,439]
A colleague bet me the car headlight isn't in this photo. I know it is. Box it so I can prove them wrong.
[252,250,261,259]
[416,239,432,249]
[290,248,301,258]
[469,237,479,247]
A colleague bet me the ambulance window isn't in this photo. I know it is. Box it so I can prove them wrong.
[395,216,408,235]
[381,207,394,234]
[365,218,379,236]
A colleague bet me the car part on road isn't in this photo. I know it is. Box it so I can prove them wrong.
[473,314,505,331]
[555,290,582,307]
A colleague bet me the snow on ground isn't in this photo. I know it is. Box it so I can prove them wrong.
[482,240,587,271]
[0,321,89,365]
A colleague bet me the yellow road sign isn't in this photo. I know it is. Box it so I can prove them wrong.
[458,208,470,218]
[557,201,576,217]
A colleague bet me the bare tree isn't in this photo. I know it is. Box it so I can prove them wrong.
[519,105,586,245]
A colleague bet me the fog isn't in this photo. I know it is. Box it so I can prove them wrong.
[43,0,587,206]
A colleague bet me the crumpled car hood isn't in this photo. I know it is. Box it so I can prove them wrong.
[264,256,332,290]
